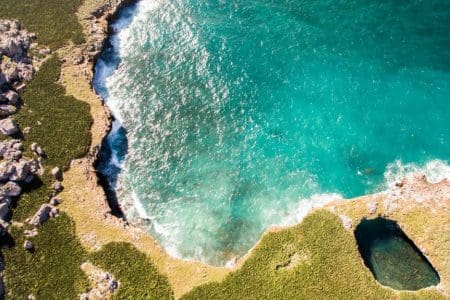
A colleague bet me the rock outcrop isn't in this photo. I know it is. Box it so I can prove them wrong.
[0,139,41,226]
[0,19,36,139]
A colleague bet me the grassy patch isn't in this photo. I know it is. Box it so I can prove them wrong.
[2,214,90,299]
[15,55,92,169]
[11,174,52,222]
[183,210,392,300]
[183,210,445,299]
[89,242,174,300]
[0,0,84,49]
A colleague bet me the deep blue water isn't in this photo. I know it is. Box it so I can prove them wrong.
[94,0,450,265]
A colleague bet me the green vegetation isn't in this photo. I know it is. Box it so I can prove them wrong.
[89,242,174,299]
[11,174,52,222]
[1,52,171,299]
[16,55,92,168]
[3,214,90,299]
[182,210,443,300]
[0,0,84,49]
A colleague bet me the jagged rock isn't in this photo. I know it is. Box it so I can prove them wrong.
[0,139,23,160]
[49,207,59,218]
[53,181,63,193]
[50,197,61,206]
[23,240,34,251]
[31,142,44,157]
[29,204,52,226]
[0,161,12,181]
[0,202,10,219]
[0,20,32,59]
[1,181,21,197]
[0,118,17,135]
[12,141,22,150]
[8,159,30,181]
[0,104,17,117]
[0,117,19,135]
[28,159,41,175]
[3,90,19,106]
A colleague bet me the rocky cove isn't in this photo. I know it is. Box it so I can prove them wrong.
[0,0,448,298]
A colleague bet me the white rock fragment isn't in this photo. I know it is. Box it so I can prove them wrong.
[367,201,378,215]
[30,142,44,157]
[23,240,34,251]
[51,166,62,180]
[339,215,353,230]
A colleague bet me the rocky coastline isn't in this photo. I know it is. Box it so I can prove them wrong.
[0,0,448,298]
[69,0,450,297]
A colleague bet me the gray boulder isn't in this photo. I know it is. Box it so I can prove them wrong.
[29,204,52,226]
[49,197,61,206]
[1,181,21,197]
[0,139,23,160]
[23,240,34,251]
[9,159,30,181]
[0,161,13,181]
[0,202,10,219]
[31,143,45,157]
[51,167,62,180]
[52,181,63,193]
[0,104,18,117]
[0,117,19,135]
[3,90,19,106]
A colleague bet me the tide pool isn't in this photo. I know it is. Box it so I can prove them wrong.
[94,0,450,265]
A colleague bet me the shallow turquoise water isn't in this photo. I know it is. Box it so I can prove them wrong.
[95,0,450,265]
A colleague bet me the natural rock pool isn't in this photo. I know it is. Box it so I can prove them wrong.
[94,0,450,265]
[354,218,440,290]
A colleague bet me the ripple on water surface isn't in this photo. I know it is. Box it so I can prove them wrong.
[94,0,450,265]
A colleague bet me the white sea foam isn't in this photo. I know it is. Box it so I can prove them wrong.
[278,193,343,227]
[132,191,151,220]
[384,159,450,188]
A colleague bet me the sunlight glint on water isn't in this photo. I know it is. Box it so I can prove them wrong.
[94,0,450,265]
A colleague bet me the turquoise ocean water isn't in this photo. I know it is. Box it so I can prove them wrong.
[94,0,450,265]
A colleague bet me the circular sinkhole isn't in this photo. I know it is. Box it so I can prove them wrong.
[354,217,440,291]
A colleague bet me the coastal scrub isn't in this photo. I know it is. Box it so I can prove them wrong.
[182,210,446,300]
[0,0,84,49]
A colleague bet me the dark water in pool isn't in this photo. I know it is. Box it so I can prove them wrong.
[355,218,440,290]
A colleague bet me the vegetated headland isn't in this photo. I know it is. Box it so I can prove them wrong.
[0,0,448,299]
